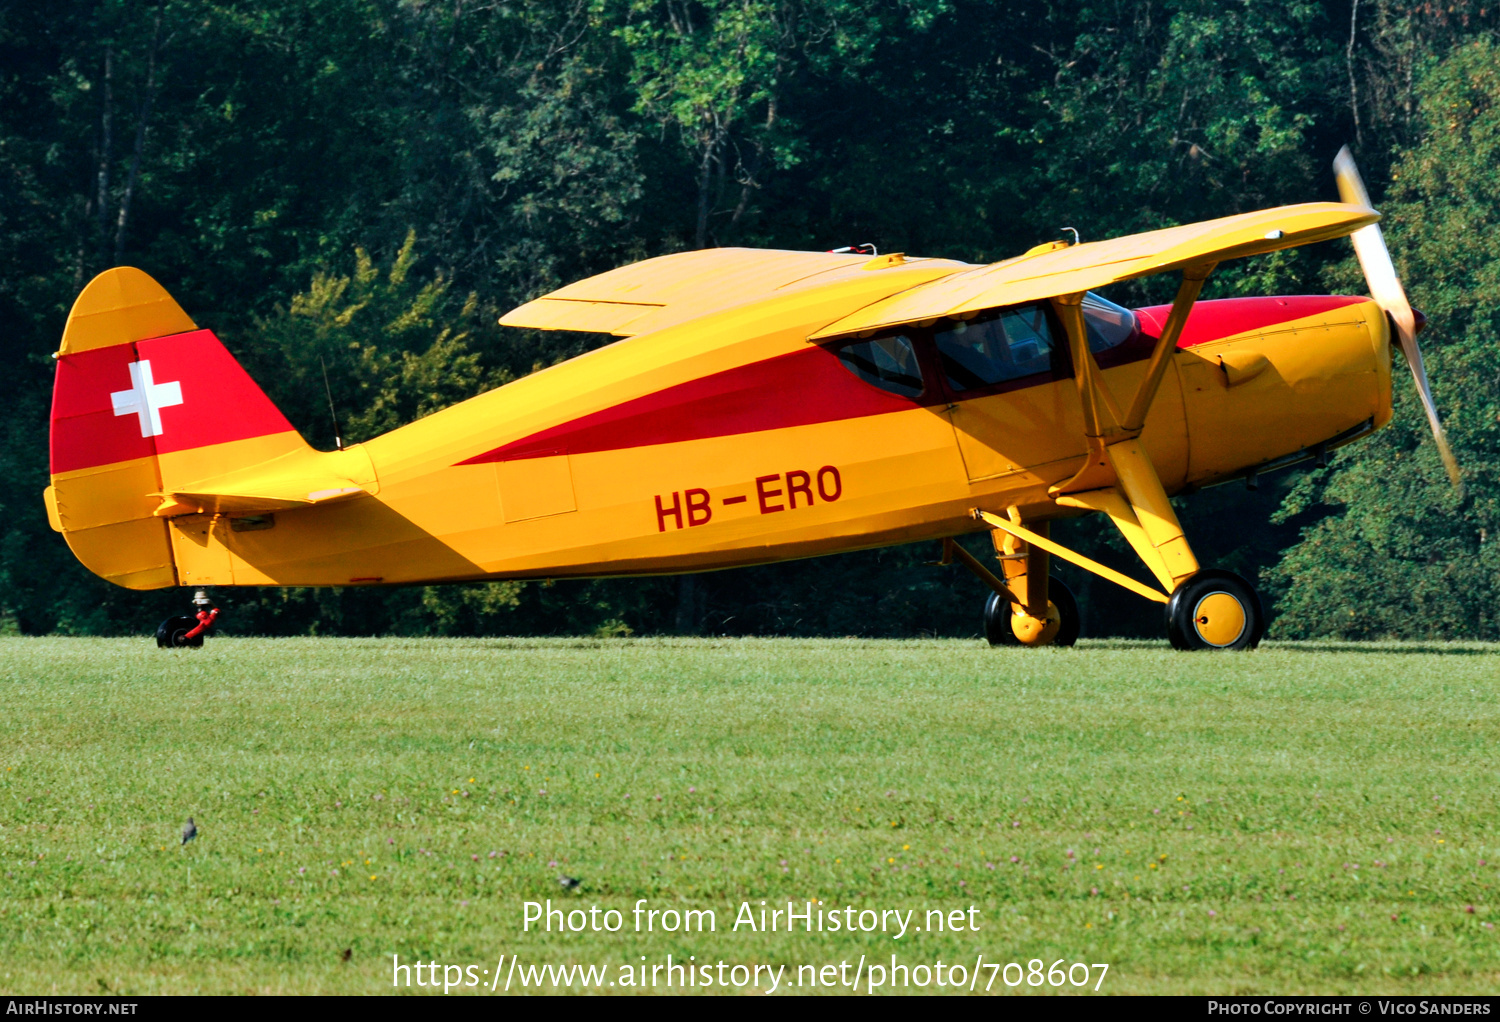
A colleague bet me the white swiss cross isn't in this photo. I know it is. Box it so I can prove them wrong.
[111,359,183,438]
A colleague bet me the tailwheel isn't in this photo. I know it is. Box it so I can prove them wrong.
[156,616,204,648]
[985,575,1080,648]
[1164,569,1264,651]
[155,589,220,649]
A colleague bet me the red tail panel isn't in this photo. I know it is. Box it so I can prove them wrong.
[50,329,296,474]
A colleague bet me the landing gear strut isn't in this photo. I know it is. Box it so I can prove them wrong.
[936,528,1081,649]
[156,589,220,649]
[985,577,1080,647]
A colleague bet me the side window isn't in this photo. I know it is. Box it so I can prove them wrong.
[934,304,1055,392]
[833,334,925,399]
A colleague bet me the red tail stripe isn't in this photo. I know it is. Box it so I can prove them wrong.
[49,330,295,475]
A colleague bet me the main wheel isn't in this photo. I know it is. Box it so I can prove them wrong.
[1164,569,1264,651]
[156,616,204,649]
[985,576,1080,647]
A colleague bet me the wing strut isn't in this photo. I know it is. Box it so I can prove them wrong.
[1121,263,1215,431]
[1030,262,1216,598]
[974,509,1169,605]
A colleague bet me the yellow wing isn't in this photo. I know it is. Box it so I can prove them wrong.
[500,247,972,337]
[810,202,1379,339]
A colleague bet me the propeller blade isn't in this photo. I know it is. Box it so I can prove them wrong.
[1333,146,1463,493]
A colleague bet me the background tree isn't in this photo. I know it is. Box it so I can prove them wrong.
[1267,35,1500,639]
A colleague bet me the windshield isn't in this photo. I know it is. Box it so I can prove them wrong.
[1081,292,1139,353]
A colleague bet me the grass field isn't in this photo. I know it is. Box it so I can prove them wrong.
[1,636,1498,996]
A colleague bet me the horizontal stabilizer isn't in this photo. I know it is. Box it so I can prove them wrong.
[154,445,379,517]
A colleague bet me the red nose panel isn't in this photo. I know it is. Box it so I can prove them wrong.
[1134,295,1368,348]
[50,329,295,475]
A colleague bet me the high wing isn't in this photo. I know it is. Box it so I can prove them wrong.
[499,247,973,337]
[810,202,1378,338]
[502,204,1377,342]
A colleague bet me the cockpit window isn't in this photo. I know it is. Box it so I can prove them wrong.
[1081,291,1139,353]
[933,304,1055,392]
[834,334,925,399]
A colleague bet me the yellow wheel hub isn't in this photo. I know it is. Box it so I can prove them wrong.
[1010,602,1062,646]
[1192,591,1247,647]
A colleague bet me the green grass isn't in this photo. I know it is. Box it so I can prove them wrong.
[1,636,1498,995]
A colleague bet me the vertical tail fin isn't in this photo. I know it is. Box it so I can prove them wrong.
[46,267,309,589]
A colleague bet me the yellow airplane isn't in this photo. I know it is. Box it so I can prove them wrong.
[44,150,1457,650]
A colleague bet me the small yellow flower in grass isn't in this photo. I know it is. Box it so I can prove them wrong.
[836,858,842,864]
[1149,863,1157,869]
[469,778,475,783]
[1096,864,1103,870]
[365,859,371,865]
[595,772,600,778]
[1085,923,1093,928]
[888,857,895,864]
[452,789,459,795]
[903,845,910,851]
[369,874,377,881]
[890,821,898,827]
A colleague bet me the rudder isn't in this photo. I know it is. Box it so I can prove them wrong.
[46,267,308,589]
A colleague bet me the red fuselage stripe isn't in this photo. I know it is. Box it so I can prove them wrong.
[458,345,931,464]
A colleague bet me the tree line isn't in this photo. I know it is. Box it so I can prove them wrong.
[1,0,1496,639]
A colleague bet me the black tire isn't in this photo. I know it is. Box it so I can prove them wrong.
[156,615,204,648]
[984,576,1080,647]
[1164,569,1264,651]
